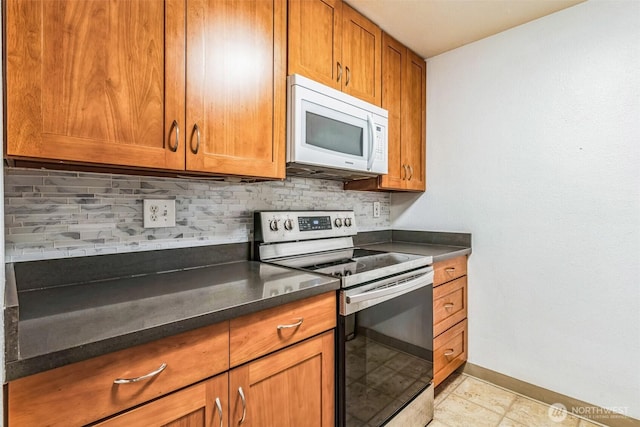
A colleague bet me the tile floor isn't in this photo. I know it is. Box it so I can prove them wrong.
[433,372,608,427]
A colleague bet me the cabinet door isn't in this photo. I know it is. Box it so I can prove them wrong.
[402,49,427,191]
[288,0,342,90]
[5,0,186,170]
[379,33,406,190]
[341,4,382,106]
[186,0,286,179]
[95,374,228,427]
[229,331,335,427]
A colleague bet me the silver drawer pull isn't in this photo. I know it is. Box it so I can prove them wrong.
[113,363,167,384]
[445,267,456,273]
[215,397,223,427]
[238,386,247,424]
[443,349,455,357]
[277,318,304,330]
[444,303,455,309]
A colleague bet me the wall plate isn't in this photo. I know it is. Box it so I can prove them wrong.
[143,199,176,228]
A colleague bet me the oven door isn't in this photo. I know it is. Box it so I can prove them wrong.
[338,268,434,427]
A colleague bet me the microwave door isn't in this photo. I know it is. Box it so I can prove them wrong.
[292,91,372,172]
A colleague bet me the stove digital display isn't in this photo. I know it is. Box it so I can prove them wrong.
[298,216,332,231]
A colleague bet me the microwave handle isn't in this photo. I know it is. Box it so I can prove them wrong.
[366,114,375,171]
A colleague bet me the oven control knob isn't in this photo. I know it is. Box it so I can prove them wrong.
[344,217,352,227]
[269,220,279,231]
[334,218,343,228]
[283,219,294,231]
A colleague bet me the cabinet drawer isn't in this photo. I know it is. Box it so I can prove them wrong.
[230,292,336,367]
[433,319,468,387]
[95,373,228,427]
[8,322,229,427]
[434,255,467,286]
[433,276,467,337]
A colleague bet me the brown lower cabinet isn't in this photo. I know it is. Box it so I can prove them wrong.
[433,256,469,386]
[97,331,335,427]
[8,292,335,427]
[229,331,335,427]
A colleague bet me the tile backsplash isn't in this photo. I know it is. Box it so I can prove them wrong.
[4,168,390,262]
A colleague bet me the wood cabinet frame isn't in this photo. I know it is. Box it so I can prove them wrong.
[344,32,426,192]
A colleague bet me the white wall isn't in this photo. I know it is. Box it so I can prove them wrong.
[392,0,640,419]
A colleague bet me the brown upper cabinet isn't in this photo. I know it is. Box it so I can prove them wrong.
[5,0,286,180]
[185,0,285,178]
[288,0,382,106]
[345,32,426,192]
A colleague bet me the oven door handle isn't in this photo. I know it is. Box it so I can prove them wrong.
[346,272,433,305]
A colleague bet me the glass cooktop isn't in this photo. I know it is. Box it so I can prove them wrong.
[272,248,431,287]
[308,249,416,274]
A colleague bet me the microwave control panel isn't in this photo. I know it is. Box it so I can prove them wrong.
[375,125,385,160]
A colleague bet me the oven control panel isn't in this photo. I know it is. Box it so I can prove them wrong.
[298,216,332,231]
[255,210,357,243]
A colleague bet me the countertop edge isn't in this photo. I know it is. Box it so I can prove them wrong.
[431,247,472,262]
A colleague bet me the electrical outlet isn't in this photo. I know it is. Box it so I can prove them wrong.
[373,201,380,218]
[143,199,176,228]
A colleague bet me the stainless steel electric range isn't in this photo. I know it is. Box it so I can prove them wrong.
[254,210,435,427]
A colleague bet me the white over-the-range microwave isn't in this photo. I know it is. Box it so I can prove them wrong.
[286,74,389,181]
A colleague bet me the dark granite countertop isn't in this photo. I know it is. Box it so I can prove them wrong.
[4,245,338,381]
[356,230,472,262]
[4,231,470,382]
[361,242,471,262]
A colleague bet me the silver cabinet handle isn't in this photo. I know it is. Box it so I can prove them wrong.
[215,397,223,427]
[337,62,343,82]
[443,303,455,309]
[445,267,456,273]
[191,123,201,154]
[113,363,167,384]
[443,349,455,356]
[277,318,303,330]
[345,66,350,86]
[238,386,247,425]
[168,120,179,152]
[408,164,414,181]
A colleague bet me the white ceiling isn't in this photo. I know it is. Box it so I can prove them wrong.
[346,0,586,58]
